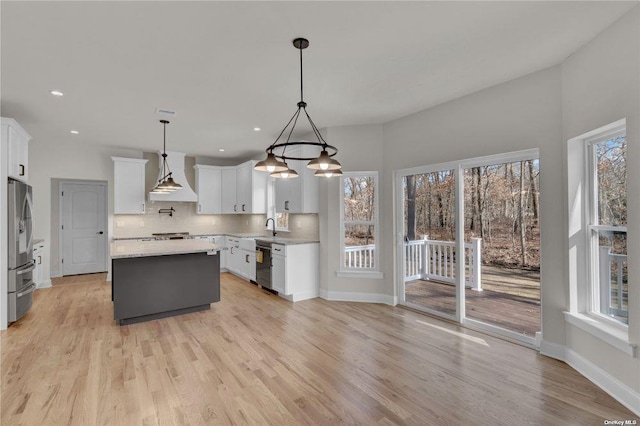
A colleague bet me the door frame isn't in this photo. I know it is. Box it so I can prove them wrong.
[394,148,540,346]
[58,179,108,276]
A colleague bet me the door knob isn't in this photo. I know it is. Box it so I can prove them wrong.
[97,231,104,235]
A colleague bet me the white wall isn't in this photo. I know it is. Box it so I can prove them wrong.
[29,138,142,278]
[561,7,639,394]
[317,124,389,301]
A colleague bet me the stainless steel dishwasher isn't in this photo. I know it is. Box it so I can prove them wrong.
[255,241,272,289]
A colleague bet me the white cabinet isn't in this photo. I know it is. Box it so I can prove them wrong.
[194,165,222,214]
[236,161,268,214]
[226,237,241,274]
[271,250,286,294]
[271,243,319,301]
[221,161,268,214]
[193,235,226,270]
[221,168,237,214]
[2,118,31,183]
[112,157,148,214]
[33,241,45,288]
[274,147,319,213]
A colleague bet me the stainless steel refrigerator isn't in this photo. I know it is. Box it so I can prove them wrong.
[8,178,35,322]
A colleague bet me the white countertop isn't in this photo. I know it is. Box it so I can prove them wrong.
[110,239,221,259]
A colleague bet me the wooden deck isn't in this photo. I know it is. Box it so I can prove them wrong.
[405,265,540,336]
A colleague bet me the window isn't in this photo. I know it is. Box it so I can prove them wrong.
[587,127,627,325]
[566,118,633,355]
[267,180,289,232]
[339,172,381,277]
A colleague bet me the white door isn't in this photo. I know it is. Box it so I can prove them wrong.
[61,182,108,275]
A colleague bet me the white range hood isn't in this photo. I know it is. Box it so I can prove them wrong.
[148,151,198,202]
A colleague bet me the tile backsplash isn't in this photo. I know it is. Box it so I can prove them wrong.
[113,201,319,240]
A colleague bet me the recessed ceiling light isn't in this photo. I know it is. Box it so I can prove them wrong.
[70,130,79,134]
[50,90,64,96]
[253,127,261,132]
[218,148,225,152]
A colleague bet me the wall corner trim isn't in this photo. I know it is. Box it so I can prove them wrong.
[539,340,640,416]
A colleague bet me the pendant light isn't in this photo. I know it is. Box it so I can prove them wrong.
[270,161,299,179]
[152,120,182,193]
[255,37,342,178]
[314,168,343,178]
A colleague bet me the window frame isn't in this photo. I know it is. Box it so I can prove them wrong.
[566,118,634,356]
[267,179,290,233]
[338,171,381,278]
[585,126,628,328]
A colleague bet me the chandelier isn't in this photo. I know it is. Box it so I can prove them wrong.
[150,120,182,193]
[255,38,342,178]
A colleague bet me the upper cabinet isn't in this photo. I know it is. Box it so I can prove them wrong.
[112,157,148,214]
[220,167,237,214]
[194,165,222,214]
[275,147,319,213]
[217,161,267,214]
[236,161,267,214]
[2,118,31,183]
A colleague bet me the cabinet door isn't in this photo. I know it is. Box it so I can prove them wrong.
[33,247,43,286]
[221,169,237,214]
[236,164,251,213]
[274,158,302,213]
[7,125,28,182]
[114,161,146,214]
[213,236,226,269]
[242,250,256,281]
[196,168,221,214]
[272,255,286,294]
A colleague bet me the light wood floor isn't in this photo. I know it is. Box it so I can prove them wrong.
[1,273,634,425]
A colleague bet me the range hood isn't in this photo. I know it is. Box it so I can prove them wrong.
[148,151,198,202]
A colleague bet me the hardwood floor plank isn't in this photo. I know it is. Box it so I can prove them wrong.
[1,272,635,425]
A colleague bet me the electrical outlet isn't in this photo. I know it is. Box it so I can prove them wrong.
[245,219,249,225]
[116,221,125,228]
[139,221,144,227]
[211,218,216,225]
[296,219,302,229]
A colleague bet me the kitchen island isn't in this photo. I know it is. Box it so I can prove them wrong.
[110,239,221,325]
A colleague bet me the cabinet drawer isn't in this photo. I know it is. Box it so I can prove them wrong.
[272,244,286,256]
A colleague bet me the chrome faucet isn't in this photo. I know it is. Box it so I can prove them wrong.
[265,218,277,237]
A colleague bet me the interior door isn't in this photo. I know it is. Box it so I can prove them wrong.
[61,182,107,275]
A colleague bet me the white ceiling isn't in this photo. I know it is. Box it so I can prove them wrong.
[1,1,636,161]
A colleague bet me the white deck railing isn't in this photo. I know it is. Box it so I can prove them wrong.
[345,237,482,291]
[599,247,628,320]
[404,237,482,291]
[345,244,376,269]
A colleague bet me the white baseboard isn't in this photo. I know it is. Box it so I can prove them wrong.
[319,289,397,306]
[540,340,640,416]
[36,279,52,289]
[291,290,319,302]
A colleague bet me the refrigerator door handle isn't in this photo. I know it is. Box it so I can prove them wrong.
[16,262,36,275]
[16,283,36,298]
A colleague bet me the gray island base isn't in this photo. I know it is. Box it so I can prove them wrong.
[111,249,220,325]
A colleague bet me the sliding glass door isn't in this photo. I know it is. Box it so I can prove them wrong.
[401,167,458,319]
[396,150,540,344]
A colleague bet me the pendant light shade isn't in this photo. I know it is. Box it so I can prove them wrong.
[255,152,288,173]
[255,37,342,178]
[152,120,182,193]
[314,168,343,178]
[270,162,299,179]
[307,150,342,171]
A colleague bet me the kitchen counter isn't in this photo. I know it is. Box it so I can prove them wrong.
[33,238,44,245]
[111,240,221,325]
[110,239,221,259]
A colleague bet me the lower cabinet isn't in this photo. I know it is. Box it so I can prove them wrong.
[241,249,256,282]
[271,243,319,302]
[32,240,50,288]
[194,236,227,271]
